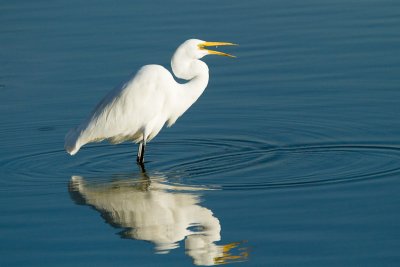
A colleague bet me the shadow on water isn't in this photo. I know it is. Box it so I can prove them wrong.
[68,164,249,266]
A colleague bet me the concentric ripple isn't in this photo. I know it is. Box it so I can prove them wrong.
[3,134,400,192]
[154,138,400,189]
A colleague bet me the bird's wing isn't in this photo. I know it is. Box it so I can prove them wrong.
[74,65,174,145]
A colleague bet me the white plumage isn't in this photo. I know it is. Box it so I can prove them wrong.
[65,39,236,163]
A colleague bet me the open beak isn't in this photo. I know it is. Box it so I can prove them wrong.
[198,41,237,58]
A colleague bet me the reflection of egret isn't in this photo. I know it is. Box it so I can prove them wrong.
[65,39,236,163]
[69,171,248,265]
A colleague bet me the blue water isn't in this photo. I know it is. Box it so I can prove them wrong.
[1,0,400,266]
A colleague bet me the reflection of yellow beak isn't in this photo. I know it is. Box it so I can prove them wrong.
[198,41,237,58]
[214,241,249,265]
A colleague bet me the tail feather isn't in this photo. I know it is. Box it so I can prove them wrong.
[65,127,82,155]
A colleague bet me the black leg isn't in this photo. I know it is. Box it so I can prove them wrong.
[136,142,146,164]
[136,142,143,163]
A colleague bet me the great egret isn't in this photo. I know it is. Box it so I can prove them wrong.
[65,39,236,163]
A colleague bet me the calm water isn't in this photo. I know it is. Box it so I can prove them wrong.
[1,0,400,266]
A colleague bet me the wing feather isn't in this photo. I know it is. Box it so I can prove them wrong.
[65,65,174,155]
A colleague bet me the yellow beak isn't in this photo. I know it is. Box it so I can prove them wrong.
[198,41,237,58]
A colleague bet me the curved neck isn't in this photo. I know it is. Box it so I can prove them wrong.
[171,54,209,103]
[182,60,209,101]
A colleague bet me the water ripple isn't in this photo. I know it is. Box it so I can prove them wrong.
[2,136,399,192]
[156,139,400,189]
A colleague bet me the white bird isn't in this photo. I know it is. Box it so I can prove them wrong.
[65,39,236,163]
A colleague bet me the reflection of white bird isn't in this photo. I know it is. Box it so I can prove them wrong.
[65,39,236,163]
[69,174,248,265]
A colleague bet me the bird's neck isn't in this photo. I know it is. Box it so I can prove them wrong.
[183,60,209,102]
[171,56,209,103]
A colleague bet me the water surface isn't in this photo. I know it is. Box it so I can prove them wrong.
[1,0,400,266]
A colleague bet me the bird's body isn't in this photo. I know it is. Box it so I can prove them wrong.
[65,39,235,163]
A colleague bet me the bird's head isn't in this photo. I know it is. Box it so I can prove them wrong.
[172,39,237,80]
[180,39,237,59]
